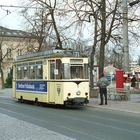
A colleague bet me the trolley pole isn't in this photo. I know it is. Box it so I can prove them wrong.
[122,0,129,72]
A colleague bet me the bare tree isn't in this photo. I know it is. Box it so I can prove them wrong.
[21,0,79,50]
[21,3,52,51]
[65,0,121,96]
[0,35,38,89]
[33,0,63,49]
[0,41,4,88]
[0,39,20,88]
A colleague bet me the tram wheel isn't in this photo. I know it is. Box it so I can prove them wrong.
[34,98,39,106]
[18,96,24,103]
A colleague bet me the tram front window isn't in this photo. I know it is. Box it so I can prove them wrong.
[49,62,88,80]
[71,66,83,79]
[64,64,88,79]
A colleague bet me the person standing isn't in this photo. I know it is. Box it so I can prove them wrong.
[131,75,137,90]
[96,73,110,105]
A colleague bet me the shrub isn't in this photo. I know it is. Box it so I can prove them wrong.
[5,69,13,88]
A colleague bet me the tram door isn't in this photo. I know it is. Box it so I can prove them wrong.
[12,64,16,98]
[48,60,55,103]
[48,59,63,104]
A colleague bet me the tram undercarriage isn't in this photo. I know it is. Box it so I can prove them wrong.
[64,97,89,106]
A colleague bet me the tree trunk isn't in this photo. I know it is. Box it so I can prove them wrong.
[99,1,106,76]
[50,9,63,49]
[0,68,4,89]
[0,46,4,89]
[89,12,98,97]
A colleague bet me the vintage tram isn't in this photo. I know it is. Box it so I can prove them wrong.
[12,49,89,106]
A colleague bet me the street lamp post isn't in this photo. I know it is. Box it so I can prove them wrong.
[122,0,129,72]
[122,0,140,72]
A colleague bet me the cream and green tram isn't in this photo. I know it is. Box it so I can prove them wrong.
[12,50,89,106]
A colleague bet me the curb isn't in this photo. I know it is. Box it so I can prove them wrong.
[87,103,140,114]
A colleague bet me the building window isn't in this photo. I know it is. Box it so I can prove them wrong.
[7,48,12,58]
[17,49,22,56]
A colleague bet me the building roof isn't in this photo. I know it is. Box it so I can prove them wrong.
[0,26,37,39]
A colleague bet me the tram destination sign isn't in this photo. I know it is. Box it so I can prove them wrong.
[16,81,47,93]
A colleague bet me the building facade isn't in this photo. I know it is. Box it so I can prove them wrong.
[0,26,39,88]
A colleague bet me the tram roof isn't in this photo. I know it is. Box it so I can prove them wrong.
[16,49,88,61]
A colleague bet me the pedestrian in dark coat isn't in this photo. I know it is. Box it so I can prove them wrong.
[96,73,110,105]
[131,75,136,89]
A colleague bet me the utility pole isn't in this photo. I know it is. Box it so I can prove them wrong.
[123,0,140,73]
[122,0,129,72]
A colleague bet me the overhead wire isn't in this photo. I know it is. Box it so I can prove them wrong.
[0,3,39,23]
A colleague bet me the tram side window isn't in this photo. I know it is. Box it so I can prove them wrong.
[56,59,63,79]
[36,65,43,79]
[16,66,24,79]
[84,64,88,79]
[49,59,63,79]
[17,67,22,79]
[30,66,36,79]
[50,60,55,79]
[23,66,29,79]
[16,62,43,79]
[17,66,29,79]
[60,64,64,79]
[64,64,71,79]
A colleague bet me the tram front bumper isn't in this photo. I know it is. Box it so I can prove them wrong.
[65,97,89,106]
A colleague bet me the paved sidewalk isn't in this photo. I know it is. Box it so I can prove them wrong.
[0,88,12,98]
[89,92,140,114]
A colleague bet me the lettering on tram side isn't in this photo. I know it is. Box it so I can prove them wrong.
[16,81,47,93]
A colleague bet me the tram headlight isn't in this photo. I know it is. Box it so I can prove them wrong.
[68,93,71,96]
[85,92,88,96]
[76,90,81,96]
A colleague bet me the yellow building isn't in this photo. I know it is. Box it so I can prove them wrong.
[0,26,39,88]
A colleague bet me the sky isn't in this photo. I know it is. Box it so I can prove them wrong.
[0,0,26,30]
[0,0,140,61]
